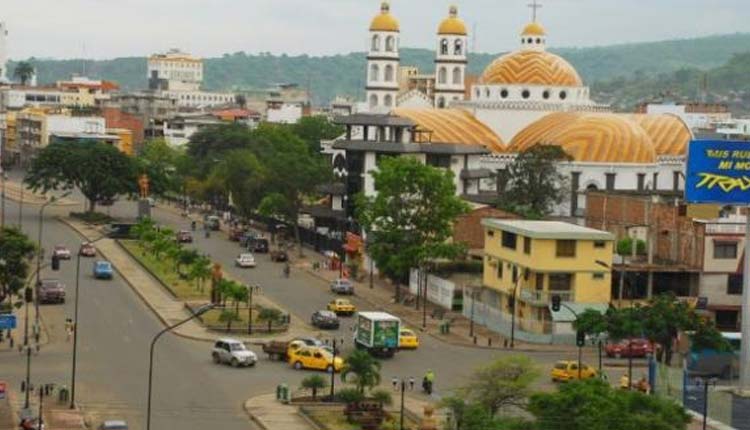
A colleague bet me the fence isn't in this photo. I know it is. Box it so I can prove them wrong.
[462,294,563,344]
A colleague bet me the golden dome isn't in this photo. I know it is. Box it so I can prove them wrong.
[438,6,467,35]
[480,50,583,86]
[522,22,546,36]
[370,2,400,32]
[509,113,657,163]
[393,108,505,152]
[626,114,692,156]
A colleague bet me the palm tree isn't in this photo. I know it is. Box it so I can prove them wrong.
[13,61,35,86]
[341,350,382,394]
[189,256,212,293]
[301,375,328,401]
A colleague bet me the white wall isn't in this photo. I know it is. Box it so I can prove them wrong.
[267,103,303,124]
[164,90,234,108]
[699,273,742,307]
[409,269,456,310]
[47,115,105,134]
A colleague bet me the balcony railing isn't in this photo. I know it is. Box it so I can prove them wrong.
[519,289,573,305]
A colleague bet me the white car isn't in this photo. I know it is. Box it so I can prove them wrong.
[212,338,257,367]
[235,253,257,268]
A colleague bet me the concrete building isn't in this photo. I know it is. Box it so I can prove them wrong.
[365,2,400,112]
[0,21,8,82]
[102,92,178,139]
[636,101,731,131]
[163,112,222,146]
[16,109,108,165]
[433,6,468,109]
[147,49,234,108]
[0,87,64,110]
[714,119,750,140]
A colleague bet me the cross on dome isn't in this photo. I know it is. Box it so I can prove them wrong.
[528,0,542,22]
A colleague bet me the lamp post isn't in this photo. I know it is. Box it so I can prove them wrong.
[693,375,717,430]
[246,284,260,335]
[146,304,214,430]
[391,377,413,430]
[17,183,23,229]
[1,167,6,229]
[70,234,107,409]
[469,287,477,338]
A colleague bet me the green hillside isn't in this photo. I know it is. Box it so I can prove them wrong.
[9,33,750,106]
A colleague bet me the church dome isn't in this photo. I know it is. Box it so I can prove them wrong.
[370,2,400,32]
[480,50,583,86]
[438,6,467,35]
[626,114,692,156]
[393,108,505,152]
[522,22,546,36]
[509,113,657,163]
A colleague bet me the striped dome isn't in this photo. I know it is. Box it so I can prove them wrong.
[509,113,657,163]
[393,108,505,152]
[480,50,583,87]
[626,114,692,156]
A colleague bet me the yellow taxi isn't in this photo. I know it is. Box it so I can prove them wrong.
[327,298,356,316]
[288,346,344,373]
[399,328,419,349]
[550,360,597,382]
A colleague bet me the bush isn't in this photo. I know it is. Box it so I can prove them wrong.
[369,389,393,406]
[70,211,114,225]
[617,237,646,256]
[431,259,483,275]
[258,307,283,323]
[334,387,364,404]
[301,375,328,400]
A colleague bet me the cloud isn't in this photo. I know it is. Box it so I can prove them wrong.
[2,0,749,59]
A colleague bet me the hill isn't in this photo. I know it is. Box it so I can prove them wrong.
[9,33,750,106]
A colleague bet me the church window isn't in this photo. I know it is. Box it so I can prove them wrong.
[452,67,462,85]
[521,38,525,44]
[440,39,449,55]
[606,173,616,191]
[438,67,447,84]
[454,39,463,55]
[370,64,380,82]
[485,88,490,98]
[369,94,378,108]
[559,90,568,100]
[637,173,646,191]
[476,88,480,98]
[586,184,599,191]
[437,97,446,108]
[521,89,530,99]
[384,64,394,82]
[536,38,541,44]
[500,89,509,98]
[542,90,550,99]
[384,94,393,107]
[527,38,533,44]
[371,35,380,51]
[386,36,396,52]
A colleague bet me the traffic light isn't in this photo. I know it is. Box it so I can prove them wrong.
[551,295,561,312]
[576,330,586,347]
[51,255,60,271]
[25,287,33,303]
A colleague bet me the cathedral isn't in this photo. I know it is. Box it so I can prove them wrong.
[357,2,692,218]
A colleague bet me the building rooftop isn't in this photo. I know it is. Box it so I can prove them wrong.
[334,113,415,127]
[482,219,614,241]
[332,140,489,155]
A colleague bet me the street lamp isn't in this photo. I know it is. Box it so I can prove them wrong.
[146,304,215,430]
[70,234,107,409]
[552,295,585,379]
[391,376,414,430]
[692,374,717,430]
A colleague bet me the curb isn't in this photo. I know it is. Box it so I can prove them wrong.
[243,398,269,430]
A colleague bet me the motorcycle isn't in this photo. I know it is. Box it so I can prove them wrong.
[422,378,433,395]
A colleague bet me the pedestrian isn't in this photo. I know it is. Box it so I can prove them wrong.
[392,377,399,391]
[64,319,73,342]
[408,376,415,391]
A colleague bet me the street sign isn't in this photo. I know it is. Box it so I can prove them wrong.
[685,140,750,204]
[0,381,6,400]
[0,314,16,330]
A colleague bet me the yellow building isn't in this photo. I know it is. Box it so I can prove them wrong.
[107,128,133,156]
[481,219,614,336]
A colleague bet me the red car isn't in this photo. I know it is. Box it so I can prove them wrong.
[605,338,654,358]
[53,245,72,260]
[79,242,97,257]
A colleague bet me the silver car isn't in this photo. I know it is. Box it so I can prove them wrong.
[212,338,257,367]
[330,278,354,295]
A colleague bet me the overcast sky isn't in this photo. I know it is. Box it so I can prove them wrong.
[3,0,749,60]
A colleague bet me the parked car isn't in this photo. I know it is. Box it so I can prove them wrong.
[176,230,193,243]
[288,346,344,373]
[550,360,597,382]
[270,249,288,262]
[605,338,654,358]
[79,242,97,257]
[99,420,128,430]
[235,253,257,268]
[239,232,259,248]
[212,338,257,367]
[206,215,221,231]
[229,226,248,242]
[38,279,66,304]
[330,278,354,295]
[52,245,72,260]
[251,238,269,253]
[327,298,356,316]
[311,310,340,329]
[93,260,114,279]
[106,223,136,239]
[399,328,419,349]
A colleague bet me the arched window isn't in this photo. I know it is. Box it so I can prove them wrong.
[454,39,463,55]
[384,64,394,82]
[369,94,378,108]
[385,36,395,52]
[440,39,449,55]
[437,97,446,108]
[586,184,599,191]
[370,64,380,82]
[475,88,480,98]
[371,35,380,51]
[438,67,447,84]
[452,67,462,85]
[384,94,393,107]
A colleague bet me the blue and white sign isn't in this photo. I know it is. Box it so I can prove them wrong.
[0,314,17,330]
[685,140,750,204]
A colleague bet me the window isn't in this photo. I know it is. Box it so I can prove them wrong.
[521,89,530,99]
[496,261,503,279]
[593,273,605,280]
[500,89,509,98]
[487,230,495,237]
[440,38,449,55]
[605,173,616,190]
[527,38,533,44]
[535,273,544,290]
[594,241,606,248]
[426,154,451,168]
[438,67,447,84]
[384,94,393,107]
[559,90,567,100]
[556,240,576,257]
[369,94,378,108]
[452,67,462,85]
[542,90,550,99]
[523,237,531,254]
[549,273,573,291]
[384,64,394,82]
[370,64,380,82]
[501,231,517,250]
[673,171,681,191]
[637,173,646,191]
[454,39,463,55]
[385,36,395,52]
[371,35,380,51]
[727,274,743,295]
[714,242,737,259]
[536,38,541,44]
[512,266,518,283]
[437,96,445,108]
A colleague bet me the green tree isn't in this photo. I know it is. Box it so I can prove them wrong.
[573,308,608,339]
[528,379,690,430]
[25,140,137,212]
[300,375,328,401]
[136,139,183,197]
[0,227,37,305]
[186,123,253,176]
[188,256,212,293]
[369,389,393,407]
[497,145,571,218]
[257,307,282,325]
[459,355,538,415]
[341,350,382,394]
[290,115,344,153]
[207,149,266,216]
[356,156,469,300]
[640,294,693,365]
[13,61,35,85]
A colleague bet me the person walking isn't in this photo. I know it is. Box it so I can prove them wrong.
[64,319,73,342]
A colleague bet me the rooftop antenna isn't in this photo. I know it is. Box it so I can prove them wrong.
[528,0,543,22]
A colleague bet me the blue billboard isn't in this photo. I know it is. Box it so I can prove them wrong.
[685,140,750,204]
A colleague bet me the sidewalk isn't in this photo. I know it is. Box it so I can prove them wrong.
[0,302,50,354]
[61,217,312,343]
[2,181,78,206]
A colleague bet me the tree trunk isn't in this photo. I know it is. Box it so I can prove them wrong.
[293,211,304,258]
[312,387,317,400]
[88,198,96,213]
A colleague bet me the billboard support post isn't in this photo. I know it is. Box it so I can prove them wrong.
[741,209,750,391]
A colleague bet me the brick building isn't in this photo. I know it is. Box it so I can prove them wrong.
[101,107,145,149]
[453,206,517,252]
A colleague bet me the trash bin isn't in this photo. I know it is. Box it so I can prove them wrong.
[280,383,290,404]
[276,384,282,400]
